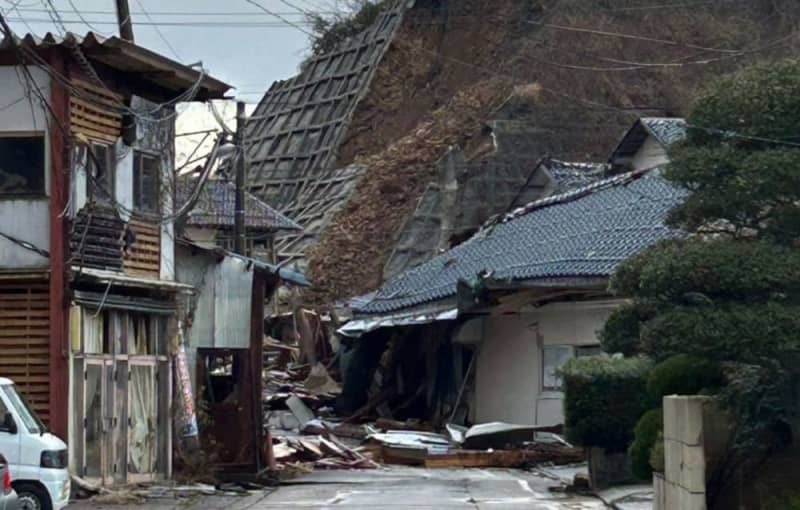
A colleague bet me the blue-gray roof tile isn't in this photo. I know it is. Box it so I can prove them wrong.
[355,169,687,314]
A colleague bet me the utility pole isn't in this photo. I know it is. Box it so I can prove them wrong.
[115,0,135,42]
[234,101,247,255]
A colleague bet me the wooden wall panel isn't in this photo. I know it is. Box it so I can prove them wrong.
[124,219,161,277]
[0,280,51,423]
[69,79,123,144]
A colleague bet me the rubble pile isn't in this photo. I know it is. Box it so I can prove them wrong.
[308,76,515,300]
[262,312,584,474]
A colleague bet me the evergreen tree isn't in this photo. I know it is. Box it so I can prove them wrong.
[600,59,800,498]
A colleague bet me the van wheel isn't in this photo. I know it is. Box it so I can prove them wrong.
[14,482,52,510]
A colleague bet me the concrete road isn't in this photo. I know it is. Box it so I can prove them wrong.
[70,466,609,509]
[254,467,607,509]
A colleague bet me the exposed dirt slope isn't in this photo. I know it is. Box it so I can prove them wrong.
[308,0,800,301]
[309,77,513,300]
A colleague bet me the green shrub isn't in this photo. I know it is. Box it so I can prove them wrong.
[647,354,723,400]
[641,303,800,363]
[629,409,663,480]
[650,431,665,474]
[599,303,655,356]
[562,356,652,452]
[635,239,800,303]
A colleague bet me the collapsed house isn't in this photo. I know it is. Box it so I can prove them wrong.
[337,117,688,427]
[242,0,788,305]
[174,173,306,472]
[0,32,230,483]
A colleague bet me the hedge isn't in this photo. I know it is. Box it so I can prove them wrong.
[629,409,663,480]
[647,354,723,400]
[641,303,800,363]
[562,356,652,452]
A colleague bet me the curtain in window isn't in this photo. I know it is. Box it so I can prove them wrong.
[128,365,155,474]
[83,309,104,354]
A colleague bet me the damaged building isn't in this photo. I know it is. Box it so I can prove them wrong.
[0,31,229,483]
[241,0,783,304]
[336,117,688,427]
[174,179,306,472]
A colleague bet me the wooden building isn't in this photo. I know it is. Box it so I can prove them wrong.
[0,31,229,484]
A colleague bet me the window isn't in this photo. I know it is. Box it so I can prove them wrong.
[1,385,43,434]
[576,345,603,358]
[0,134,45,196]
[200,351,241,403]
[542,345,574,392]
[133,152,160,214]
[87,143,115,202]
[542,344,603,391]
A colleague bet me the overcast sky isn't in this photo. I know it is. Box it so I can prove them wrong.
[1,0,328,104]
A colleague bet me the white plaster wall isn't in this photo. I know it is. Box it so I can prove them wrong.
[630,135,669,170]
[475,314,540,424]
[0,66,51,269]
[475,299,624,426]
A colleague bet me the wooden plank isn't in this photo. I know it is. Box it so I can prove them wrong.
[5,375,50,384]
[70,97,123,120]
[0,319,50,327]
[71,127,117,144]
[70,104,122,124]
[423,450,527,469]
[72,78,123,101]
[0,347,50,356]
[0,357,49,365]
[70,121,119,142]
[0,309,50,318]
[0,328,50,337]
[72,113,122,135]
[71,113,120,133]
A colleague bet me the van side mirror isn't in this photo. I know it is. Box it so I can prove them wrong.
[0,413,16,434]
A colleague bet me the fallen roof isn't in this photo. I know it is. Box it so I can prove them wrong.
[176,239,310,287]
[610,117,687,164]
[179,178,302,232]
[242,2,410,265]
[354,168,687,315]
[0,32,230,100]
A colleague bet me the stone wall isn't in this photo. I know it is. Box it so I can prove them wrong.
[654,396,731,510]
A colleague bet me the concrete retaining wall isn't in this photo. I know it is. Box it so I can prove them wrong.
[654,396,730,510]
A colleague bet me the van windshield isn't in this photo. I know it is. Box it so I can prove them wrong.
[1,385,43,434]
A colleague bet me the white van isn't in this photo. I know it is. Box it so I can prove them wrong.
[0,378,70,510]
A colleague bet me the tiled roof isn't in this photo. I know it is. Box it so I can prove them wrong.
[543,159,608,194]
[610,117,687,164]
[641,117,688,147]
[506,159,607,212]
[179,179,302,231]
[355,169,687,314]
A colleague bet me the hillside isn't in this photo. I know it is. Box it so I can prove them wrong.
[274,0,800,302]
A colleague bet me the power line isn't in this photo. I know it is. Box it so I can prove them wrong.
[9,7,329,16]
[64,0,110,34]
[524,20,741,54]
[242,0,315,36]
[3,16,316,27]
[133,0,182,61]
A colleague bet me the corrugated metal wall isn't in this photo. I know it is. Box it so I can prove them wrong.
[0,278,51,423]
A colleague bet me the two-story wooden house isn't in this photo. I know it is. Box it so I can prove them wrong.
[0,31,229,484]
